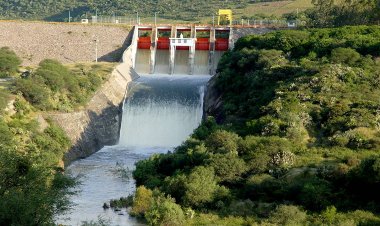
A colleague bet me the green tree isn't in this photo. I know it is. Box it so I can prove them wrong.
[183,166,218,207]
[131,186,153,217]
[145,195,185,226]
[331,47,361,65]
[0,47,21,78]
[205,130,241,155]
[209,153,247,183]
[268,205,307,226]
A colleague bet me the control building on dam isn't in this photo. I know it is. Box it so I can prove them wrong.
[132,25,233,75]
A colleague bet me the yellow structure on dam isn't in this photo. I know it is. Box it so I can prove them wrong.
[218,9,233,26]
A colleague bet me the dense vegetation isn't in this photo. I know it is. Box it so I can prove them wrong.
[0,49,77,225]
[0,47,118,225]
[1,0,379,26]
[0,0,248,21]
[13,60,114,112]
[131,25,380,225]
[301,0,380,27]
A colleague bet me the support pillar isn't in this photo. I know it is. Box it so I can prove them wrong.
[170,45,175,75]
[209,27,216,75]
[189,43,195,75]
[150,26,157,74]
[131,26,139,69]
[169,26,176,75]
[189,25,196,75]
[228,27,234,50]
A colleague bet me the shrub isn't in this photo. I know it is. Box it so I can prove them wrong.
[268,205,307,226]
[0,47,21,78]
[209,153,247,183]
[331,48,361,65]
[13,78,52,110]
[205,130,241,155]
[131,186,153,217]
[145,195,185,226]
[183,166,218,207]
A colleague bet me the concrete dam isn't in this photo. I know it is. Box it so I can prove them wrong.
[133,25,232,75]
[57,23,238,225]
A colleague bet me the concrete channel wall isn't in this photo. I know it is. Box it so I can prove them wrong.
[48,27,139,164]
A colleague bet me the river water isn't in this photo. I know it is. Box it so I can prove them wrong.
[58,75,209,226]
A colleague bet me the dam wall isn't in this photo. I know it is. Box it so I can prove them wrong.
[0,21,131,66]
[48,27,139,164]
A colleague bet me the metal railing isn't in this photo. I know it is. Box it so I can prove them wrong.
[72,15,301,28]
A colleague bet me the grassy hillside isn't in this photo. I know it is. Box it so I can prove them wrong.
[235,0,313,18]
[0,0,312,22]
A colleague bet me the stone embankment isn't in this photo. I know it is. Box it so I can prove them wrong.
[44,26,139,164]
[0,21,131,65]
[49,46,138,163]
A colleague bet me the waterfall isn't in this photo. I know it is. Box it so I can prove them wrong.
[118,75,208,149]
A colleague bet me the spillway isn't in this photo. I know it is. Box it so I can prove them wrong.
[135,49,150,74]
[119,76,207,148]
[194,50,209,75]
[174,50,189,75]
[155,50,170,74]
[57,75,209,225]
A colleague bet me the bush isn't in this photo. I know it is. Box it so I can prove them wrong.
[13,78,52,110]
[331,48,361,65]
[131,186,153,217]
[183,166,218,207]
[268,205,307,226]
[0,47,21,78]
[145,195,185,226]
[209,153,247,183]
[205,130,241,155]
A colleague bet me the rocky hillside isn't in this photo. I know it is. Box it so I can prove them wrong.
[0,21,130,66]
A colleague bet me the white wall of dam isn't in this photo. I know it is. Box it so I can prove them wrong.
[48,27,140,164]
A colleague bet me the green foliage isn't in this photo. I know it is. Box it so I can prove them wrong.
[0,0,249,22]
[205,130,241,155]
[331,48,361,66]
[145,195,185,226]
[209,153,247,183]
[306,0,380,27]
[132,25,380,224]
[131,186,153,217]
[0,125,76,225]
[267,205,307,226]
[0,47,21,78]
[0,51,77,225]
[183,166,218,207]
[13,60,111,111]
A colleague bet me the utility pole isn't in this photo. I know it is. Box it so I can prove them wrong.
[94,36,98,63]
[212,15,215,27]
[136,12,139,25]
[68,10,71,23]
[154,12,157,26]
